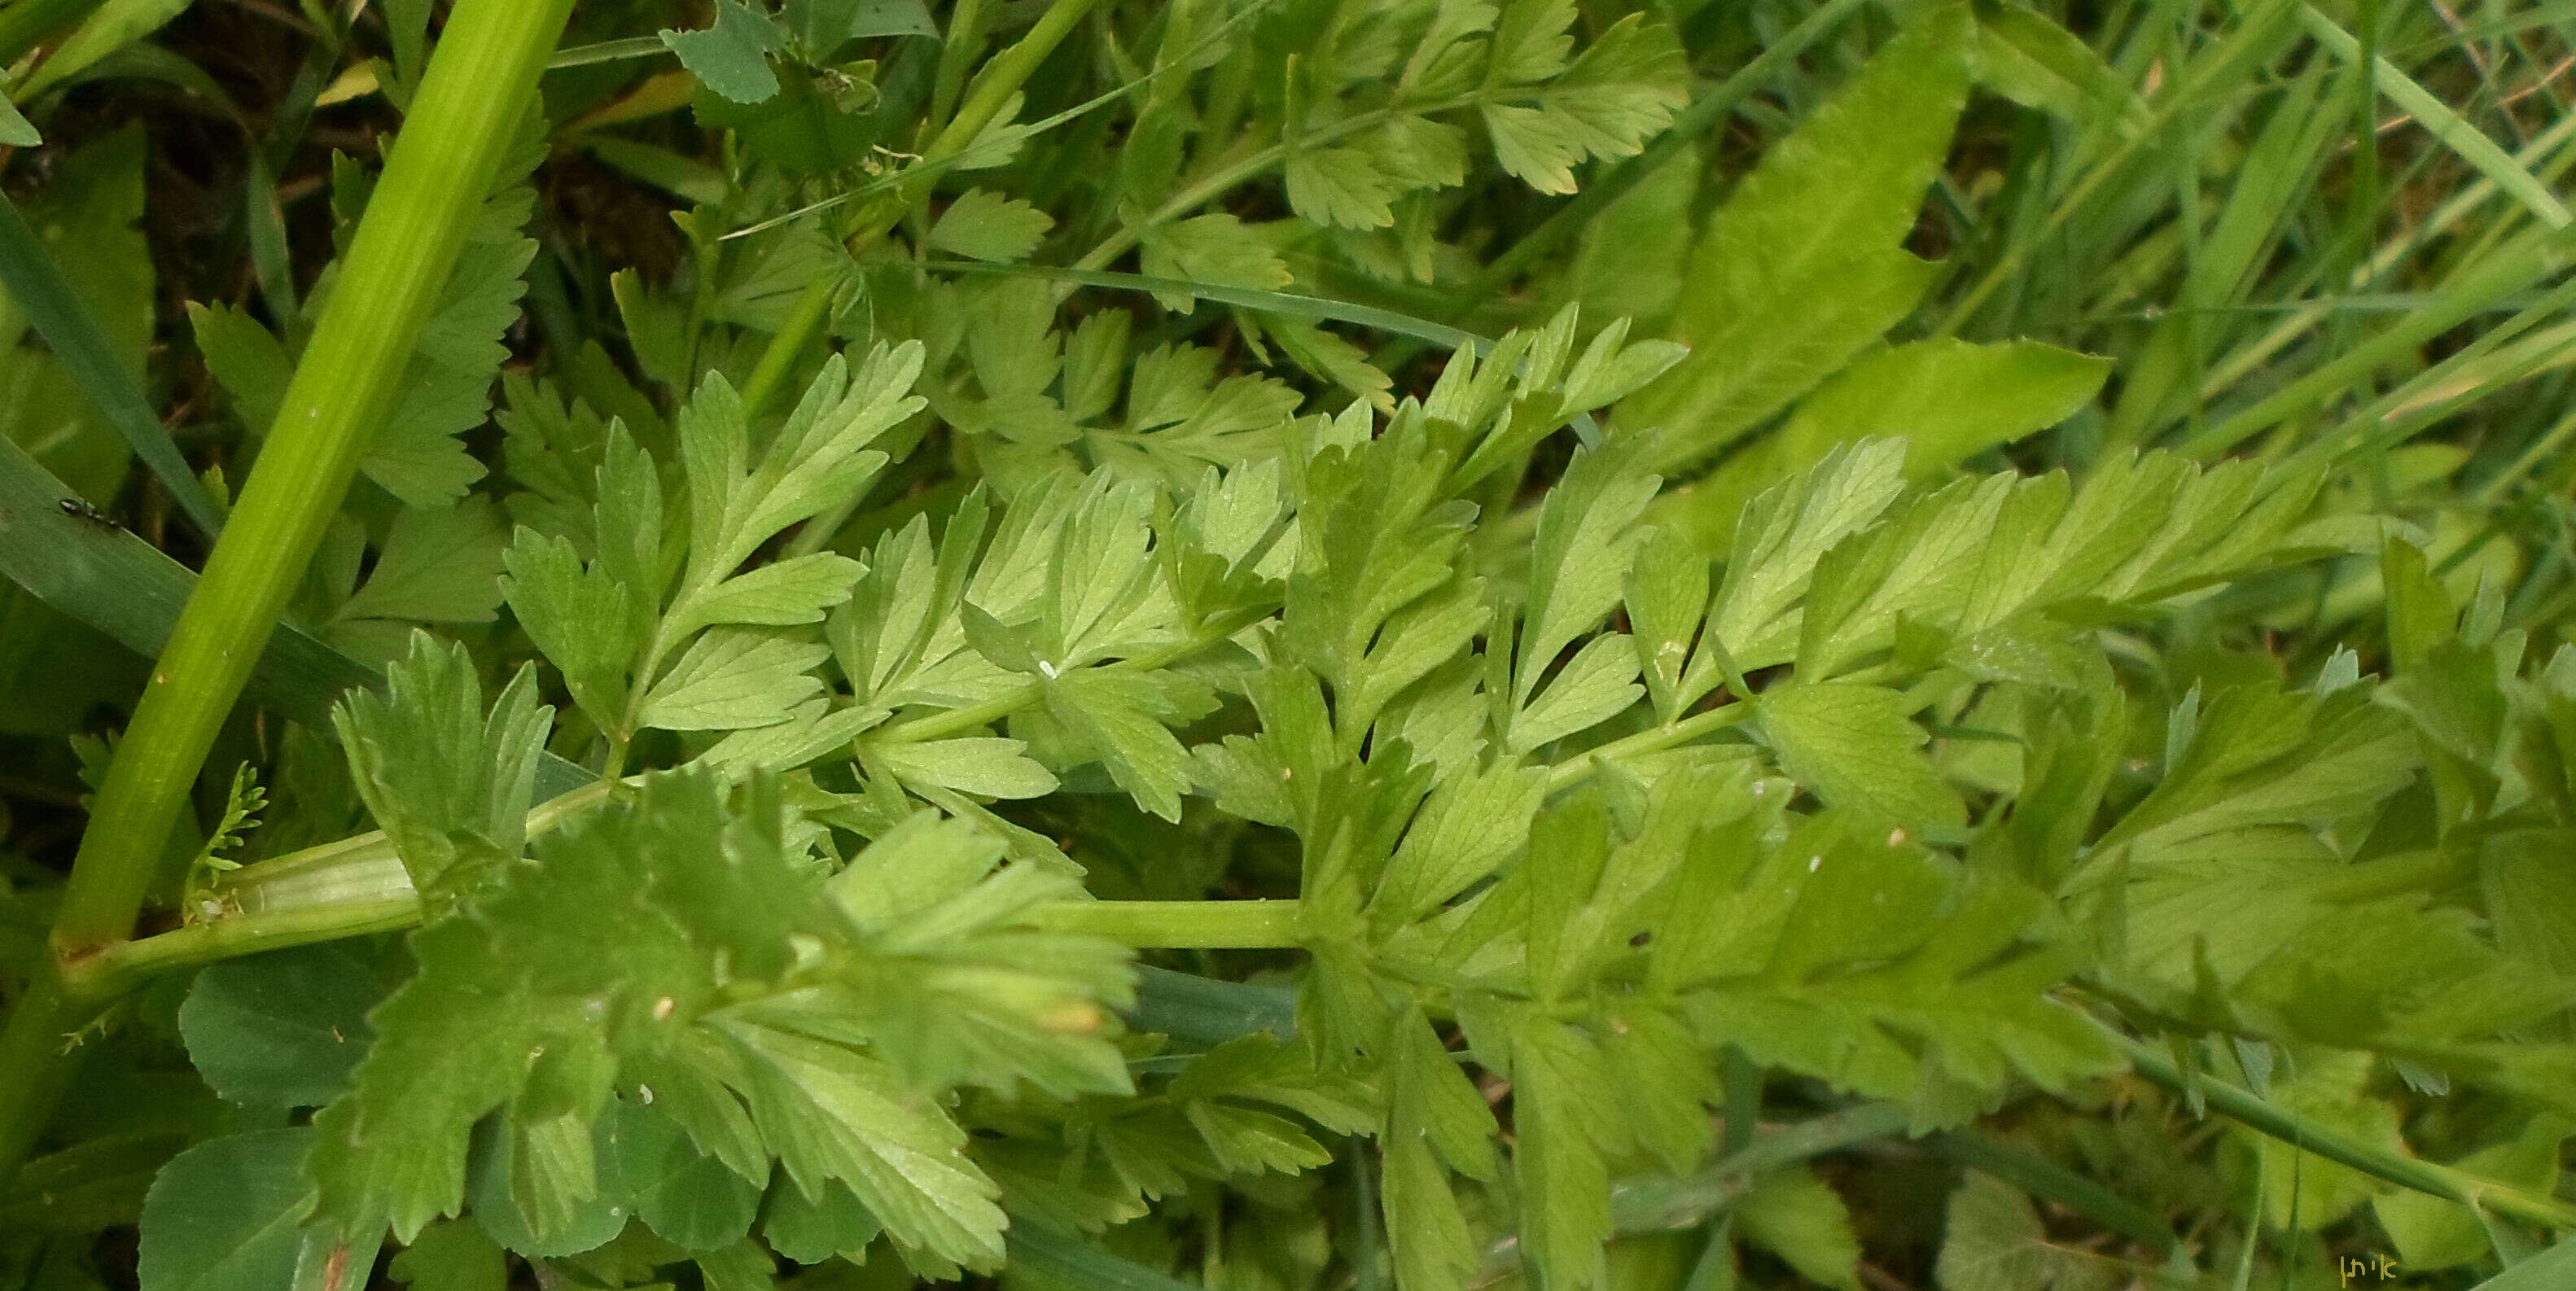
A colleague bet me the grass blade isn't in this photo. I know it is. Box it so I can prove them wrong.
[1128,965,1299,1048]
[2473,1233,2576,1289]
[0,189,223,536]
[1935,1130,2182,1258]
[0,370,592,797]
[932,259,1489,354]
[0,0,99,67]
[0,435,358,718]
[2298,4,2574,231]
[1009,1220,1209,1291]
[2180,235,2566,457]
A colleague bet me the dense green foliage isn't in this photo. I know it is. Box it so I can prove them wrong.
[3,0,2576,1288]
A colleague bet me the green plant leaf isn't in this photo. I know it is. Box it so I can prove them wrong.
[387,1220,507,1291]
[759,1175,879,1263]
[1511,1012,1614,1291]
[1773,338,2111,477]
[332,632,554,900]
[1045,669,1210,822]
[1934,1172,2083,1291]
[602,1100,763,1251]
[1758,681,1962,836]
[1735,1165,1860,1290]
[2471,1232,2576,1290]
[1623,3,1973,471]
[19,0,187,98]
[138,1128,317,1291]
[337,501,510,626]
[1972,2,2145,129]
[930,189,1054,262]
[662,0,784,104]
[715,1020,1005,1274]
[1139,214,1291,313]
[0,86,37,147]
[177,943,386,1109]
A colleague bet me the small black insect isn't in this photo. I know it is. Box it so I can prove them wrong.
[58,498,119,528]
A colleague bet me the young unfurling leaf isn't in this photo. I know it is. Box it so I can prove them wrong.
[332,632,552,901]
[502,348,919,748]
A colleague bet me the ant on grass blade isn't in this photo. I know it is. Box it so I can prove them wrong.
[58,497,120,530]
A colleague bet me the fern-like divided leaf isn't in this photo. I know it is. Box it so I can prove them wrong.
[274,312,2368,1291]
[306,750,1130,1274]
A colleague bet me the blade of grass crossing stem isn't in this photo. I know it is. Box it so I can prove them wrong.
[0,437,593,800]
[48,0,576,955]
[941,260,1487,353]
[1608,1104,1916,1233]
[548,35,669,68]
[0,191,222,536]
[0,0,577,1191]
[2298,4,2574,230]
[736,1,1115,418]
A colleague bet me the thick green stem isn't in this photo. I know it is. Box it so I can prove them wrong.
[0,976,92,1183]
[1543,699,1753,794]
[880,614,1270,745]
[71,898,423,998]
[75,885,1308,995]
[0,0,576,1184]
[49,0,573,955]
[1033,899,1307,948]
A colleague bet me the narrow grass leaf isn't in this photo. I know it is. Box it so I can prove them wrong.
[0,190,221,534]
[2298,5,2572,230]
[0,434,591,799]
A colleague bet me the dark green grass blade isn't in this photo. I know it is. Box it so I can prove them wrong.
[1935,1130,2183,1259]
[0,0,98,67]
[1009,1220,1209,1291]
[0,434,591,799]
[931,260,1489,354]
[2473,1233,2576,1289]
[1127,965,1298,1047]
[0,190,223,537]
